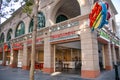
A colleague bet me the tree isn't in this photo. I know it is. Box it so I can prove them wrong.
[0,0,22,24]
[0,0,39,80]
[29,0,39,80]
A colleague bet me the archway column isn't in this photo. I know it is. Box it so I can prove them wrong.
[118,45,120,62]
[104,42,113,70]
[2,48,6,66]
[43,36,55,73]
[78,0,91,15]
[80,27,100,78]
[22,42,29,70]
[112,43,117,65]
[9,44,18,68]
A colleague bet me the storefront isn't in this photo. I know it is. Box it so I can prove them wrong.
[55,41,81,74]
[0,0,119,79]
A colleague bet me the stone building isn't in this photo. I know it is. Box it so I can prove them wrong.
[0,0,120,79]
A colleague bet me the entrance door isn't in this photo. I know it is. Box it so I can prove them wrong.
[6,52,10,65]
[0,52,3,64]
[14,50,18,67]
[55,41,81,74]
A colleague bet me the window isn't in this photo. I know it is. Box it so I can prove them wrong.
[29,12,45,33]
[7,29,12,41]
[15,21,25,37]
[29,19,34,32]
[56,15,68,23]
[0,33,4,43]
[94,0,99,3]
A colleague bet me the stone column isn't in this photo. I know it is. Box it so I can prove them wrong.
[9,44,18,68]
[119,46,120,62]
[2,48,6,66]
[18,50,23,68]
[80,28,100,78]
[79,0,91,15]
[102,45,105,69]
[104,42,113,70]
[22,42,29,70]
[112,44,117,65]
[43,37,55,73]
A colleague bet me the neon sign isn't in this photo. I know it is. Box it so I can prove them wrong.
[89,1,111,31]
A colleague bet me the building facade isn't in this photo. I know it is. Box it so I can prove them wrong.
[0,0,120,78]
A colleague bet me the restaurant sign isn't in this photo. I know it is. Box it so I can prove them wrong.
[13,43,23,50]
[4,43,10,52]
[27,37,43,46]
[99,30,120,45]
[50,31,79,42]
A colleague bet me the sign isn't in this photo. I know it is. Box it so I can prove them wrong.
[0,48,2,52]
[13,43,23,50]
[51,31,75,39]
[3,43,11,52]
[27,37,43,45]
[50,31,79,42]
[89,1,111,31]
[99,30,120,45]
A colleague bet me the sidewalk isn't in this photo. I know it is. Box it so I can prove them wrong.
[0,65,120,80]
[96,66,120,80]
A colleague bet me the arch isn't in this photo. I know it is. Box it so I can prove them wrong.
[94,0,99,3]
[7,29,12,41]
[51,0,81,23]
[15,21,25,37]
[56,14,68,23]
[29,12,45,33]
[0,33,4,43]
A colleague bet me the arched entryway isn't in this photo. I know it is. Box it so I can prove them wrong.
[5,29,13,65]
[55,41,81,74]
[0,33,4,65]
[10,21,25,68]
[51,0,81,23]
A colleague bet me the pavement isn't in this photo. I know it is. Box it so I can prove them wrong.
[0,65,120,80]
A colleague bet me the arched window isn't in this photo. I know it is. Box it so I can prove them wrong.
[15,21,25,37]
[0,33,4,43]
[7,29,12,41]
[29,19,34,32]
[29,12,45,33]
[56,15,68,23]
[94,0,99,3]
[38,12,45,29]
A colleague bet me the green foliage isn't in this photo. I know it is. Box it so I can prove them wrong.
[26,0,33,6]
[23,5,32,14]
[23,0,33,14]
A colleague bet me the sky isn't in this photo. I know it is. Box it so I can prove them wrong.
[1,0,120,23]
[111,0,120,22]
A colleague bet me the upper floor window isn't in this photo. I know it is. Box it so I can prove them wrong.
[15,21,25,37]
[0,33,4,43]
[29,12,45,33]
[56,15,68,23]
[7,29,12,41]
[94,0,99,3]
